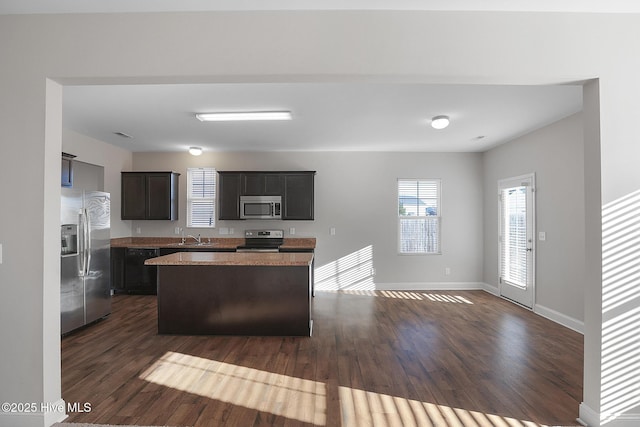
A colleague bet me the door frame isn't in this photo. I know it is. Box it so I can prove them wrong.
[497,173,536,309]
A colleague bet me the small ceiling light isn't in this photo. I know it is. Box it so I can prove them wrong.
[195,111,292,122]
[188,147,202,156]
[431,115,450,130]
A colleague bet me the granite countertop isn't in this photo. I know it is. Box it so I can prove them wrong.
[111,236,316,250]
[145,251,314,267]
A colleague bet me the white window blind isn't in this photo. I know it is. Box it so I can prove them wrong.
[500,186,528,287]
[398,179,441,254]
[187,168,216,228]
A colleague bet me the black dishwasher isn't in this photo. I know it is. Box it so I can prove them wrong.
[124,248,159,294]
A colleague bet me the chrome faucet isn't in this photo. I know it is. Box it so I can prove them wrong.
[186,234,201,244]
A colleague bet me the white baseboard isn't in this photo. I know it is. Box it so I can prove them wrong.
[374,282,486,291]
[477,283,584,334]
[481,282,499,296]
[0,398,67,427]
[535,303,584,334]
[579,402,640,427]
[332,281,585,335]
[579,402,599,426]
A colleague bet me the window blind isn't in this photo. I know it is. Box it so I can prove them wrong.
[500,186,527,287]
[398,179,441,254]
[187,168,216,228]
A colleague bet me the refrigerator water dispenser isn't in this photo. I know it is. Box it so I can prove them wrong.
[61,224,78,256]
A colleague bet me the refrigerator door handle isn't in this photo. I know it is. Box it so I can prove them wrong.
[78,210,86,277]
[85,208,92,276]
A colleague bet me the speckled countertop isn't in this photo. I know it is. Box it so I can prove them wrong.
[144,251,314,266]
[111,236,316,250]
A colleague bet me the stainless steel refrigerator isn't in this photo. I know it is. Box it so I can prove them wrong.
[61,189,111,334]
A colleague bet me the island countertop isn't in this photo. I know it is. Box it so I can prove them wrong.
[145,251,314,267]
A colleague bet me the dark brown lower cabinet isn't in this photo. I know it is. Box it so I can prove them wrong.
[157,264,311,336]
[110,247,125,293]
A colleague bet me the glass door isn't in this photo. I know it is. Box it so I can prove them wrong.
[498,174,535,308]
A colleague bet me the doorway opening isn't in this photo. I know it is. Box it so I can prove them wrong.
[498,173,536,309]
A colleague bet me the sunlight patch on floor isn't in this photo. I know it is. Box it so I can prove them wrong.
[138,351,554,427]
[339,386,549,427]
[318,289,474,304]
[423,293,474,304]
[139,351,326,425]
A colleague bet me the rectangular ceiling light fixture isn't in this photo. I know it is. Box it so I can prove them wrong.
[195,111,292,122]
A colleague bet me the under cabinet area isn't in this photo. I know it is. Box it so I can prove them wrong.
[121,172,180,220]
[218,171,315,220]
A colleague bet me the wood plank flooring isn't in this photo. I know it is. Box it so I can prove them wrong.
[61,290,583,426]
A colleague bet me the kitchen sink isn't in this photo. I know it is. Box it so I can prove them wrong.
[177,242,213,247]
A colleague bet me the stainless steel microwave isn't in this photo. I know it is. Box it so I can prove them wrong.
[240,195,282,219]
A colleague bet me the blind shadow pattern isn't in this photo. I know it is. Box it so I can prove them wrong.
[140,351,556,427]
[601,189,640,422]
[315,246,375,291]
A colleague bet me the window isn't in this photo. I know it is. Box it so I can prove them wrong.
[499,185,528,287]
[187,168,216,228]
[398,179,441,254]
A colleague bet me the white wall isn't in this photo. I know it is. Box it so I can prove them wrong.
[0,10,637,427]
[132,151,484,285]
[483,113,585,330]
[62,129,133,238]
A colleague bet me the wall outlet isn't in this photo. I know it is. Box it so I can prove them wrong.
[174,227,182,235]
[229,228,234,235]
[539,231,546,241]
[218,227,229,235]
[136,227,141,234]
[289,227,295,235]
[445,267,451,276]
[0,243,3,264]
[330,227,336,236]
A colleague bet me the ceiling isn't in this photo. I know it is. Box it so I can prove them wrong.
[15,0,589,154]
[2,0,640,14]
[62,83,583,153]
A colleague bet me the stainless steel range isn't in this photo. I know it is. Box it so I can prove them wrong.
[236,229,284,252]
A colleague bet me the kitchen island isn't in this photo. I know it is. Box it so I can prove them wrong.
[145,251,313,336]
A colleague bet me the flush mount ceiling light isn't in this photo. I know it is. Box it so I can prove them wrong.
[195,111,293,122]
[188,147,203,156]
[431,115,450,130]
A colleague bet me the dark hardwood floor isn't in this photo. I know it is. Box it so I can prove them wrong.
[61,290,583,426]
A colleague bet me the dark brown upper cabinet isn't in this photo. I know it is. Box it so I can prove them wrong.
[283,173,314,220]
[218,172,242,220]
[121,172,179,220]
[242,173,284,196]
[218,171,315,221]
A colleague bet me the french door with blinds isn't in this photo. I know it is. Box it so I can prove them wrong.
[498,174,535,308]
